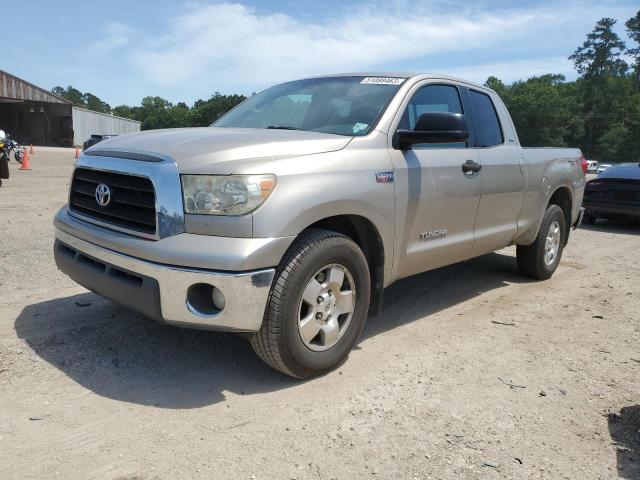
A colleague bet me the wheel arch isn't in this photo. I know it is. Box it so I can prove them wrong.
[516,183,574,247]
[301,214,385,316]
[547,185,572,245]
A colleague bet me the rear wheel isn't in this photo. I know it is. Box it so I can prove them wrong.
[251,229,371,378]
[517,204,566,280]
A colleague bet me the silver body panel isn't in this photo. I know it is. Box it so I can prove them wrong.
[55,229,275,331]
[54,73,585,332]
[55,207,294,271]
[513,147,586,245]
[386,77,482,276]
[92,127,352,175]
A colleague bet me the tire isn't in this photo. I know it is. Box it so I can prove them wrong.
[583,213,595,225]
[517,204,566,280]
[251,229,371,378]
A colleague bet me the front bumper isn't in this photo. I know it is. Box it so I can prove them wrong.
[54,228,275,332]
[54,206,295,272]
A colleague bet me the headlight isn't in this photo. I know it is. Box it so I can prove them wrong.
[181,174,276,215]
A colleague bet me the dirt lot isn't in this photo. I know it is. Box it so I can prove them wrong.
[0,148,639,480]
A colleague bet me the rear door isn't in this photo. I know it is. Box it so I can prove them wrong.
[465,89,525,256]
[388,82,482,279]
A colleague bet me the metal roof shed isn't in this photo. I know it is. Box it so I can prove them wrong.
[72,107,141,146]
[0,69,73,146]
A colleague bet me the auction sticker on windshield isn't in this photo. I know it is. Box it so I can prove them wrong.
[353,123,369,134]
[360,77,405,85]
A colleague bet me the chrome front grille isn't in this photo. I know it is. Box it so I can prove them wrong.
[69,168,157,235]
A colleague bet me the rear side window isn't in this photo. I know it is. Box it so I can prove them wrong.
[469,90,503,147]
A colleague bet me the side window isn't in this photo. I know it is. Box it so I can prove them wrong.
[469,90,503,147]
[400,85,463,131]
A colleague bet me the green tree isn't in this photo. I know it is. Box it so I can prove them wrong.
[51,86,112,114]
[83,93,111,113]
[112,94,244,129]
[569,18,631,156]
[137,96,175,130]
[484,76,507,97]
[569,18,628,79]
[486,75,583,147]
[52,85,86,107]
[112,105,135,119]
[618,94,640,160]
[124,97,191,130]
[167,102,191,128]
[626,10,640,88]
[190,93,247,127]
[598,90,640,162]
[51,86,66,98]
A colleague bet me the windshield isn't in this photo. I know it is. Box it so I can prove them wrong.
[213,76,405,136]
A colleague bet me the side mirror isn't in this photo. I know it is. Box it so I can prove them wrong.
[393,112,469,150]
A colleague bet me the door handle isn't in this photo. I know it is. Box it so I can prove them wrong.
[462,159,482,174]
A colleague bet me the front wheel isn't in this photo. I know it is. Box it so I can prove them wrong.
[251,229,371,378]
[517,204,566,280]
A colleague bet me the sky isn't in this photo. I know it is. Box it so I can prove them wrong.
[8,0,639,107]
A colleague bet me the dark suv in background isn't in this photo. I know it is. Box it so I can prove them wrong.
[583,162,640,224]
[83,134,117,151]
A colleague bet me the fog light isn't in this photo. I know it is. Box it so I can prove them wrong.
[186,283,225,316]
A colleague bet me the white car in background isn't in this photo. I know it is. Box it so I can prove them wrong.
[586,160,598,173]
[597,163,613,174]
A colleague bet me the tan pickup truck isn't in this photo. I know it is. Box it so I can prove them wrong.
[54,73,587,378]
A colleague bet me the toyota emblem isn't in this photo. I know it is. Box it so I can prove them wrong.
[95,183,111,207]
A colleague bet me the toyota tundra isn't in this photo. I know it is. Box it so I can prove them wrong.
[53,74,587,378]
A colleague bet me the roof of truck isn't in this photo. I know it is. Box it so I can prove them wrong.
[304,72,493,92]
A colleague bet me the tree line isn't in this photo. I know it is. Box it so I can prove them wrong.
[487,11,640,162]
[50,86,247,130]
[53,10,640,162]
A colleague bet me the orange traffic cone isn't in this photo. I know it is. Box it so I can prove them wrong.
[29,144,34,154]
[74,148,80,159]
[20,151,31,170]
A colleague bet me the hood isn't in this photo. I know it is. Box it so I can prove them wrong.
[91,127,353,174]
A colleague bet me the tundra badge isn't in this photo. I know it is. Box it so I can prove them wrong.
[420,229,448,241]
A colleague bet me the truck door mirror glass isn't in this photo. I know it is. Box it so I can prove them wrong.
[394,112,469,150]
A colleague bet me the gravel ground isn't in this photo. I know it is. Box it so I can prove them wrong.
[0,148,639,480]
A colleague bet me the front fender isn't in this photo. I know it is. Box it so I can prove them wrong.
[252,170,395,281]
[250,134,396,274]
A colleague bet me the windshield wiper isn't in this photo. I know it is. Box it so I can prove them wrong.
[266,125,302,131]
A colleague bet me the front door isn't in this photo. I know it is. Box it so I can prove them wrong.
[388,83,482,280]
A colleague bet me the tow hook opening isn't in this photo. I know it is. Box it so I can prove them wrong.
[186,283,226,316]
